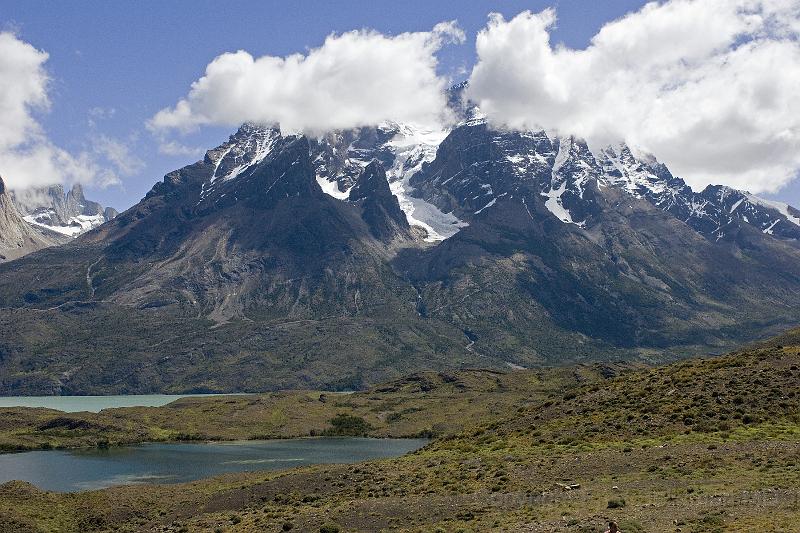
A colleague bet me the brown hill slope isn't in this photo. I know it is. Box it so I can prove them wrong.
[0,328,798,531]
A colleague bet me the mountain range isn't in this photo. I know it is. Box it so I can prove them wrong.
[1,87,799,395]
[0,180,117,263]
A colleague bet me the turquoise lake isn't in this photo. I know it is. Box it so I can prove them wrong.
[0,438,428,492]
[0,394,243,412]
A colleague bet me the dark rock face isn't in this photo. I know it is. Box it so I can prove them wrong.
[311,126,398,194]
[348,161,395,202]
[408,122,605,227]
[348,161,410,241]
[1,112,800,394]
[597,145,800,242]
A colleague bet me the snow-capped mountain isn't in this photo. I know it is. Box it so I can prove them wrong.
[11,183,118,238]
[206,84,799,248]
[2,86,800,395]
[599,144,800,241]
[0,176,64,263]
[308,122,464,241]
[405,112,800,245]
[200,120,463,242]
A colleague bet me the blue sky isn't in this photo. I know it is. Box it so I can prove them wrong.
[1,0,798,209]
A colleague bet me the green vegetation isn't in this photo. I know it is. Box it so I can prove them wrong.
[607,498,626,509]
[0,329,799,531]
[0,366,617,452]
[322,414,374,436]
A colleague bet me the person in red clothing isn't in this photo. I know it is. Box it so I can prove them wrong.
[605,522,621,533]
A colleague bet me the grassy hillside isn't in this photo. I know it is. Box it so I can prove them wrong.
[0,330,798,532]
[0,366,624,452]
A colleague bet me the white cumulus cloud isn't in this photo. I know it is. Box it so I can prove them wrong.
[149,21,465,136]
[466,0,800,194]
[0,32,128,191]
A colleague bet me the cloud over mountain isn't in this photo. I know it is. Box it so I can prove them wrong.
[149,22,464,136]
[466,0,800,194]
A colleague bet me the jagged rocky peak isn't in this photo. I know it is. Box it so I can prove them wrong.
[348,160,411,242]
[348,160,394,201]
[11,184,65,216]
[537,135,603,227]
[714,187,800,240]
[258,135,322,199]
[10,182,117,238]
[192,85,473,241]
[598,143,689,201]
[172,92,800,248]
[549,135,601,189]
[409,121,546,219]
[196,133,324,212]
[404,117,800,243]
[594,144,800,240]
[204,123,283,183]
[311,125,398,197]
[407,121,609,227]
[0,174,5,195]
[300,121,459,240]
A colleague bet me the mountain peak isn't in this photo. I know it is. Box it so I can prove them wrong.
[69,183,85,201]
[348,160,410,241]
[348,160,392,201]
[0,175,5,195]
[204,125,282,183]
[9,182,115,241]
[201,133,320,209]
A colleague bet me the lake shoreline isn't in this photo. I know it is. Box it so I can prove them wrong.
[0,369,547,457]
[0,393,255,413]
[0,437,430,492]
[0,430,430,455]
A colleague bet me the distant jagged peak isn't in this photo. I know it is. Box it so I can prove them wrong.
[594,142,800,239]
[0,175,63,262]
[187,105,800,247]
[598,142,688,201]
[551,135,597,172]
[9,181,115,239]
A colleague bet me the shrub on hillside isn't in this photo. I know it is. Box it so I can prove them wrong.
[607,498,626,509]
[322,414,373,436]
